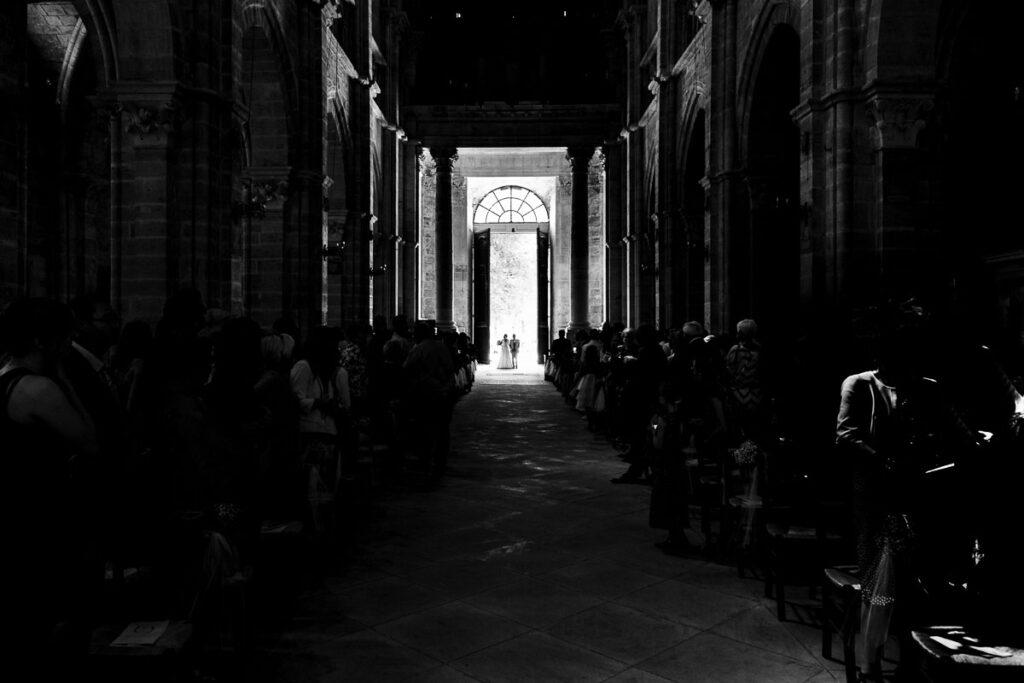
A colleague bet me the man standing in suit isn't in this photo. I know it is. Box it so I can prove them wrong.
[510,334,520,369]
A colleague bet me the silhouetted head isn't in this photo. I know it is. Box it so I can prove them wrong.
[414,320,434,343]
[0,297,75,366]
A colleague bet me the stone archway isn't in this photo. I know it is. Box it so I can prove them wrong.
[23,1,112,302]
[741,24,801,342]
[681,106,707,326]
[470,184,552,364]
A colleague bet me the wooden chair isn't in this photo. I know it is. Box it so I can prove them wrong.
[912,625,1024,682]
[821,565,862,683]
[684,438,732,550]
[762,498,851,621]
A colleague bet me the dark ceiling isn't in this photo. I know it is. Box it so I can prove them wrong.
[402,0,623,107]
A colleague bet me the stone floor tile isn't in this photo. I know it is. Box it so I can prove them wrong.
[403,665,487,682]
[600,669,678,683]
[402,558,524,600]
[708,603,822,665]
[301,630,441,682]
[613,579,757,630]
[465,575,607,629]
[451,631,627,683]
[333,575,451,626]
[637,631,824,683]
[542,557,664,599]
[377,601,529,663]
[544,602,699,666]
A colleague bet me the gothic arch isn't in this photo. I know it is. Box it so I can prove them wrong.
[738,17,802,340]
[863,0,940,83]
[678,91,708,180]
[71,0,118,86]
[325,100,350,212]
[239,1,300,167]
[110,0,180,80]
[736,1,800,164]
[679,100,708,324]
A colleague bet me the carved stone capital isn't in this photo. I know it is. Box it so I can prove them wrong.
[120,102,177,144]
[430,146,458,173]
[233,178,289,221]
[865,94,934,151]
[566,146,595,174]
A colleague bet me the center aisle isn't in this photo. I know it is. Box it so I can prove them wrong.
[252,365,841,682]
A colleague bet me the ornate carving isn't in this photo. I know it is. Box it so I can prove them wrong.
[121,103,177,141]
[232,179,289,221]
[865,95,934,150]
[430,147,458,173]
[566,146,595,174]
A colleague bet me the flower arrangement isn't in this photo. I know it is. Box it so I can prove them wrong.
[733,439,763,465]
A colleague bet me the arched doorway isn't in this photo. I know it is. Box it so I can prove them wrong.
[472,185,551,364]
[743,25,801,342]
[24,1,111,302]
[682,108,707,325]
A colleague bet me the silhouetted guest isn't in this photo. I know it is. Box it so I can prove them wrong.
[404,321,456,482]
[383,314,414,365]
[110,319,154,418]
[725,318,766,442]
[254,332,300,521]
[204,317,267,547]
[836,326,979,678]
[66,295,127,574]
[612,324,668,483]
[291,326,350,541]
[1,297,100,676]
[339,322,369,415]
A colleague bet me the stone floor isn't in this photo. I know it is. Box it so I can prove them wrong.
[246,365,848,682]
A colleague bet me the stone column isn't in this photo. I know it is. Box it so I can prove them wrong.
[398,142,421,321]
[287,168,327,332]
[602,142,625,325]
[865,90,936,302]
[0,2,25,302]
[118,99,180,323]
[706,0,739,332]
[567,146,594,333]
[431,146,457,332]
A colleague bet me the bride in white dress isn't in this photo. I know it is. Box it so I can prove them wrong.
[496,334,514,369]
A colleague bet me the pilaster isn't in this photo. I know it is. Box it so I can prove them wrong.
[567,146,594,333]
[431,146,457,332]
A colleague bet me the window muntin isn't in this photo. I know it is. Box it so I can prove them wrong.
[474,185,549,223]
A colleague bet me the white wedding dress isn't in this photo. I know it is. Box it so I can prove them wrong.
[496,339,514,369]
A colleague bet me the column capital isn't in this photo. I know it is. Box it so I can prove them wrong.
[430,146,458,173]
[863,86,936,151]
[118,101,179,147]
[566,146,595,173]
